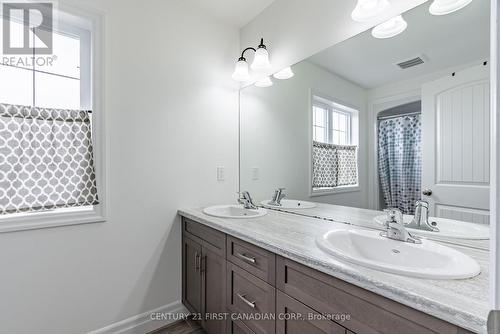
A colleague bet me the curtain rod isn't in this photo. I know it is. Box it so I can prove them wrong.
[377,111,421,120]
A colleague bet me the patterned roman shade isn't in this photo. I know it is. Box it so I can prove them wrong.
[0,103,99,214]
[312,141,358,188]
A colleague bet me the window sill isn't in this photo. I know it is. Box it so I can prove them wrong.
[310,185,361,197]
[0,207,106,233]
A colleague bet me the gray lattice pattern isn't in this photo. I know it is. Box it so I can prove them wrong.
[313,141,358,188]
[0,103,99,214]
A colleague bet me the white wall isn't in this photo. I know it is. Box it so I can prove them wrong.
[240,61,368,208]
[0,0,240,333]
[240,0,428,77]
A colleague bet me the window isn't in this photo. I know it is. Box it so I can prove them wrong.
[0,16,90,108]
[313,104,351,145]
[0,9,105,232]
[311,95,359,195]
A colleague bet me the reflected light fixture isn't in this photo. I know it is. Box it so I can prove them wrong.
[371,15,408,39]
[255,76,273,88]
[429,0,473,15]
[232,38,271,82]
[273,66,295,80]
[351,0,391,22]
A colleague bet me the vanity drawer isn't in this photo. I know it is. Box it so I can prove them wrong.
[227,262,276,334]
[227,236,276,284]
[228,319,257,334]
[276,290,346,334]
[276,256,464,334]
[183,217,225,253]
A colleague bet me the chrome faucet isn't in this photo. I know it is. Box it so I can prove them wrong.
[237,191,258,209]
[407,200,439,232]
[380,208,421,244]
[268,188,286,206]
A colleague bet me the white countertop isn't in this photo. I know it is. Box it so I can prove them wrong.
[270,202,490,250]
[178,206,489,333]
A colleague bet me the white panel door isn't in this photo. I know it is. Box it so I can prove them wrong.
[421,64,490,223]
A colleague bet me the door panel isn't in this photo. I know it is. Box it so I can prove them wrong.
[436,203,490,224]
[421,64,490,221]
[202,246,227,334]
[183,236,202,314]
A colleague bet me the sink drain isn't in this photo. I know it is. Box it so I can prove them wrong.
[391,249,400,254]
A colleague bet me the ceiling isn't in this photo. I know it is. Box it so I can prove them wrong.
[308,0,489,89]
[184,0,276,28]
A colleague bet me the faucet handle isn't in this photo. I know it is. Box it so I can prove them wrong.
[415,200,429,207]
[384,208,403,225]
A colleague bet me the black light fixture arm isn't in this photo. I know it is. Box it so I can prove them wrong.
[239,47,256,61]
[237,38,267,61]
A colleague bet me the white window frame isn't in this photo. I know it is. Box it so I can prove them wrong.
[313,101,352,145]
[310,93,360,197]
[0,5,107,233]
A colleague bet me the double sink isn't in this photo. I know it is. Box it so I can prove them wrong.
[202,204,482,280]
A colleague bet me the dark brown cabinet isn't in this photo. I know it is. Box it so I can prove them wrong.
[181,216,475,334]
[202,245,226,334]
[182,236,202,314]
[182,219,226,334]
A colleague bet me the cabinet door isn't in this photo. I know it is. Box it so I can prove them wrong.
[182,236,202,314]
[202,245,227,334]
[276,291,346,334]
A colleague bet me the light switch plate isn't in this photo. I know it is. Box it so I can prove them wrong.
[216,166,225,181]
[251,167,259,180]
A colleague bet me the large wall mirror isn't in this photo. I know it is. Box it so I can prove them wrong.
[239,0,490,249]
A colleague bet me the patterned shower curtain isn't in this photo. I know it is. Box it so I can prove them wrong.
[378,114,421,214]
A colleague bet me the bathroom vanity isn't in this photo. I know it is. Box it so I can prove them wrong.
[179,208,487,334]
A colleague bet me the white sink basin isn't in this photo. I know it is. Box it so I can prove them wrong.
[373,215,489,240]
[203,205,267,219]
[260,199,316,209]
[316,229,480,279]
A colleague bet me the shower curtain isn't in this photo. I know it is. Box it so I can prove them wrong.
[378,114,421,214]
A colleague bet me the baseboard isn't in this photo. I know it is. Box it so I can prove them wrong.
[88,300,189,334]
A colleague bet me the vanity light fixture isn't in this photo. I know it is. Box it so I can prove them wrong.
[232,38,271,82]
[429,0,473,15]
[232,58,250,81]
[273,66,295,80]
[351,0,391,22]
[255,76,273,88]
[251,39,272,71]
[371,15,408,39]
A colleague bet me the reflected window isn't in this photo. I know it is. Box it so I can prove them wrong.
[312,95,359,194]
[313,99,351,145]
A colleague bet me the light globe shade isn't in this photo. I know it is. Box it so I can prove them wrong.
[254,76,273,88]
[429,0,473,15]
[351,0,391,22]
[273,67,295,80]
[251,47,271,71]
[371,15,408,39]
[232,59,250,82]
